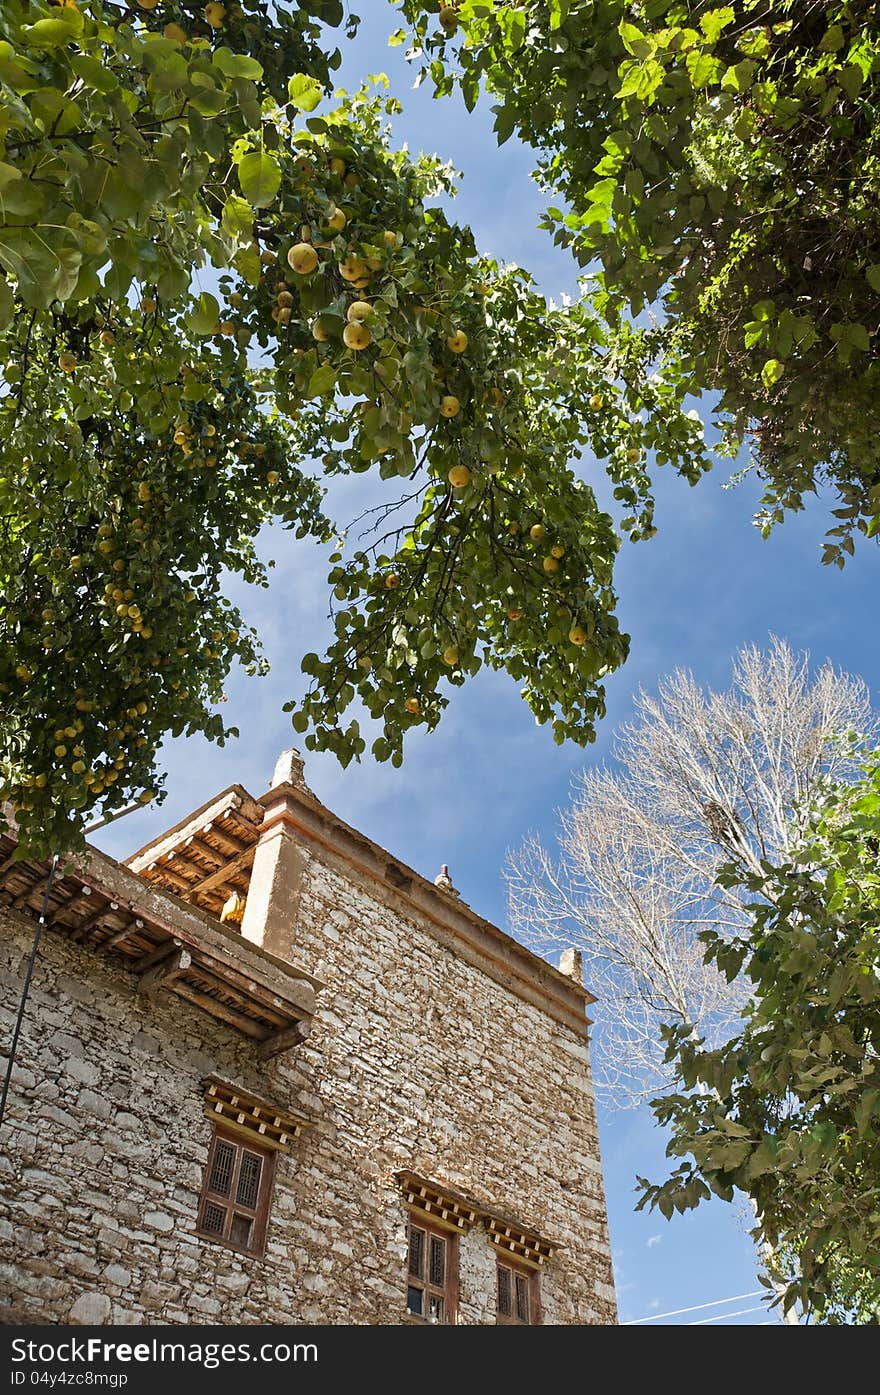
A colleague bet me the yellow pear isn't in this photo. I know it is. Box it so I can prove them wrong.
[343,322,372,350]
[287,242,319,275]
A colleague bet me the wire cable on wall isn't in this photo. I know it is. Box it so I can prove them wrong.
[0,854,59,1132]
[0,798,150,1134]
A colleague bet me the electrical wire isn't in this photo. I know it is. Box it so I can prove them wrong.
[0,796,152,1134]
[689,1304,769,1325]
[622,1290,765,1324]
[0,855,59,1132]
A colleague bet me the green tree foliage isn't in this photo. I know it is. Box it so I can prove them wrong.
[0,1,710,854]
[635,749,880,1323]
[398,1,880,561]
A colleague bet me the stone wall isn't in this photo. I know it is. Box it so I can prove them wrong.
[0,833,616,1325]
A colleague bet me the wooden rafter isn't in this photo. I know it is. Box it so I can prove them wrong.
[69,900,119,943]
[188,844,255,899]
[103,916,144,951]
[397,1173,480,1234]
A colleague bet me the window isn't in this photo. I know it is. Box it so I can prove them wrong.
[406,1218,458,1323]
[196,1127,275,1257]
[496,1259,541,1325]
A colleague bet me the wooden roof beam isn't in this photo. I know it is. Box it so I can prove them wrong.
[257,1018,312,1063]
[186,844,256,899]
[126,786,263,871]
[171,981,266,1039]
[69,900,119,943]
[138,946,192,996]
[103,916,145,951]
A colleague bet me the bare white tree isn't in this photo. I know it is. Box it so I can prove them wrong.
[506,637,875,1108]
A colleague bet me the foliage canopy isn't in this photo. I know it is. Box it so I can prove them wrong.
[399,0,880,562]
[636,747,880,1323]
[0,0,709,854]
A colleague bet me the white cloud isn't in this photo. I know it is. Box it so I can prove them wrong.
[646,1234,662,1249]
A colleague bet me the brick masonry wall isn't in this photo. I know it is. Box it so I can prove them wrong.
[0,839,617,1325]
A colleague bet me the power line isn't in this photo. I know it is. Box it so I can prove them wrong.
[622,1290,765,1324]
[689,1305,768,1325]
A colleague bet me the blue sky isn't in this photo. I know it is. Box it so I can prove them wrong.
[96,9,879,1325]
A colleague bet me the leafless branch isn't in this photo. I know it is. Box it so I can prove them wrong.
[505,636,875,1108]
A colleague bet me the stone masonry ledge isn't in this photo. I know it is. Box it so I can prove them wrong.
[0,833,321,1050]
[258,780,595,1040]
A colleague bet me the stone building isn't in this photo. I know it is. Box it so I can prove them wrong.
[0,751,617,1325]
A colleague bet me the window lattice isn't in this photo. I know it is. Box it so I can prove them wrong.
[197,1128,274,1258]
[200,1201,226,1235]
[236,1152,263,1209]
[405,1219,456,1324]
[408,1225,425,1278]
[429,1235,446,1288]
[498,1265,512,1317]
[208,1139,235,1196]
[515,1274,530,1323]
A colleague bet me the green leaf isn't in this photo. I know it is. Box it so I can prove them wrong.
[21,9,84,46]
[686,50,720,87]
[617,57,665,103]
[213,47,263,80]
[0,276,12,327]
[761,359,784,387]
[819,24,845,52]
[233,244,261,286]
[186,291,220,336]
[0,177,44,219]
[866,265,880,293]
[830,321,870,362]
[498,7,527,51]
[619,22,655,60]
[307,363,338,397]
[70,53,119,93]
[236,151,281,208]
[721,58,756,91]
[700,7,735,42]
[838,64,864,100]
[288,74,324,112]
[221,195,254,241]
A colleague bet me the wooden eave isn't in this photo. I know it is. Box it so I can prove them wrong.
[485,1215,557,1269]
[396,1170,482,1234]
[0,832,320,1049]
[396,1171,559,1265]
[203,1074,310,1151]
[123,784,264,922]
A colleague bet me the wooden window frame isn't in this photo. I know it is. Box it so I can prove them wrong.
[405,1216,459,1325]
[195,1125,277,1259]
[496,1256,542,1325]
